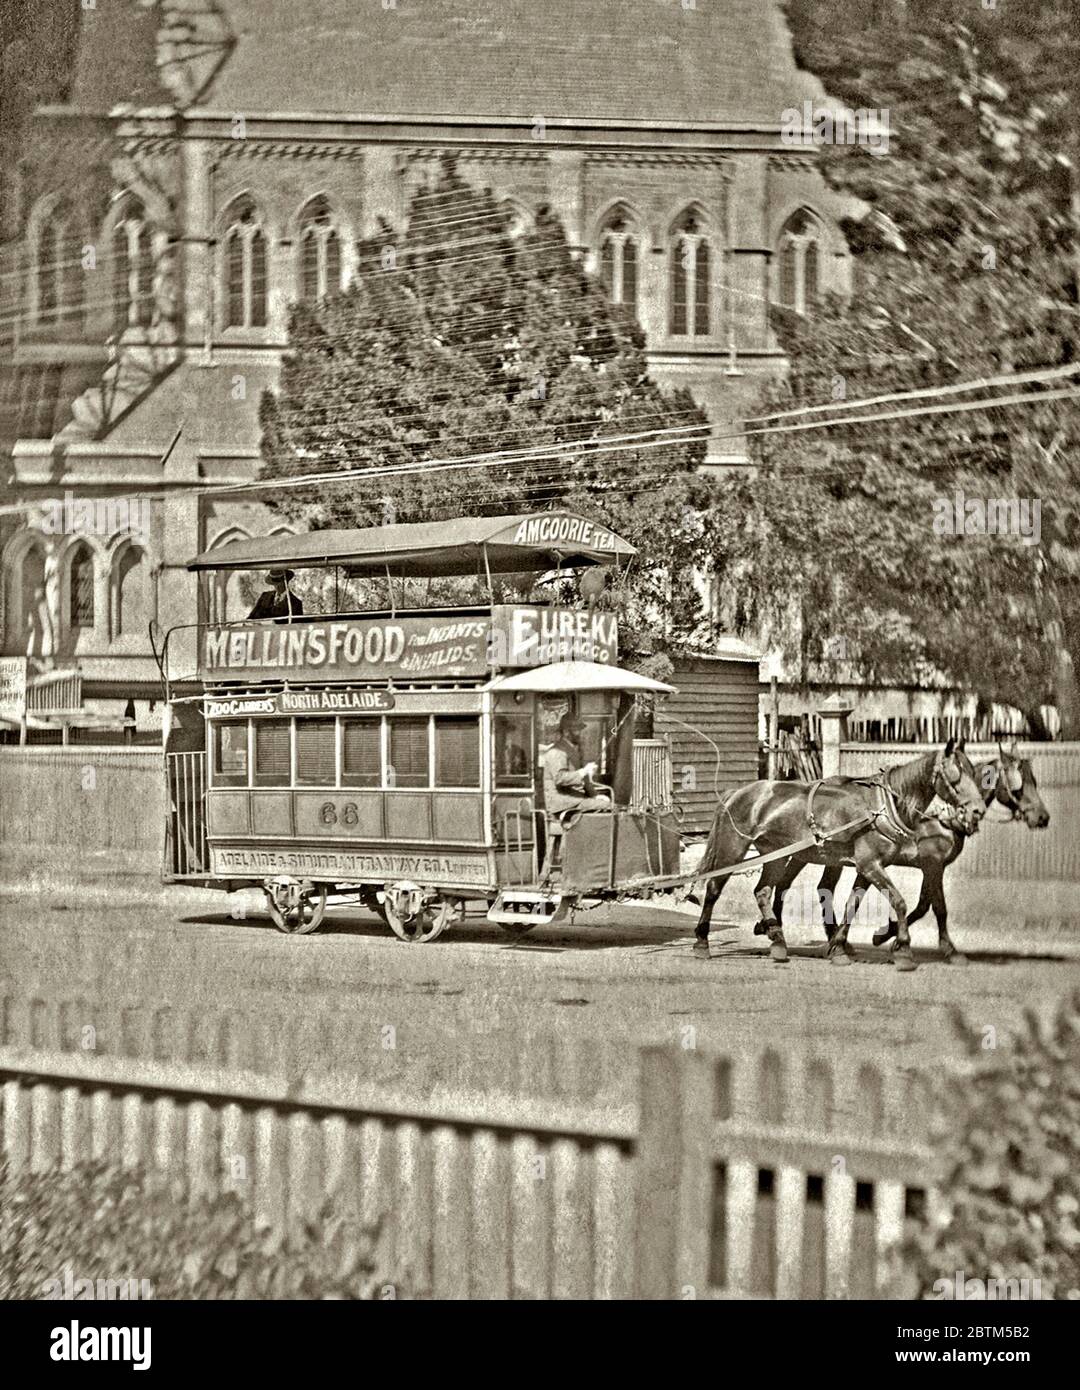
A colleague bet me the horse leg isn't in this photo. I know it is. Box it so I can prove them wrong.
[826,877,864,965]
[870,866,904,949]
[694,800,756,956]
[693,876,726,955]
[842,856,916,971]
[757,857,802,935]
[752,861,793,964]
[816,863,844,942]
[923,862,963,963]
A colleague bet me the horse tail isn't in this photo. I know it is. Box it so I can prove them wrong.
[700,784,755,875]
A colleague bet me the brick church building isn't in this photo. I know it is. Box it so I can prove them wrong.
[0,0,857,737]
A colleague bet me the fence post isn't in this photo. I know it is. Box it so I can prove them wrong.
[634,1046,715,1300]
[818,695,854,780]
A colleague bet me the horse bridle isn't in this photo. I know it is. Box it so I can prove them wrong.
[990,757,1026,819]
[875,751,971,839]
[929,751,973,814]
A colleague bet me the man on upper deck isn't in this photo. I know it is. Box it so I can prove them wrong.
[248,569,303,621]
[541,714,613,815]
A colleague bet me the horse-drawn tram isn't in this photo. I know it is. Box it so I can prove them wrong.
[160,512,682,940]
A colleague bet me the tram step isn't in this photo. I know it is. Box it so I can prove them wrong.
[486,891,569,927]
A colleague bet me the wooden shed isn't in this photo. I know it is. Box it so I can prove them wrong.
[656,642,761,836]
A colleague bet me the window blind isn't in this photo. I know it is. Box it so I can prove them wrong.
[435,717,480,788]
[296,719,336,785]
[343,719,381,787]
[388,718,429,788]
[253,720,290,786]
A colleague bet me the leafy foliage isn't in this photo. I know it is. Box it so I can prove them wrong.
[0,1161,394,1300]
[258,157,713,650]
[711,0,1080,730]
[902,990,1080,1300]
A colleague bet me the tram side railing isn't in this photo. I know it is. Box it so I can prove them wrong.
[167,750,208,877]
[631,739,674,813]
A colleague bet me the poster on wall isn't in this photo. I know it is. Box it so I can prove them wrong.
[0,656,28,725]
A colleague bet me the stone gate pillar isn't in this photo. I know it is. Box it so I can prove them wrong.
[818,694,854,779]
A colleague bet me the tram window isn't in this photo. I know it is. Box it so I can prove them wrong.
[435,717,480,788]
[296,718,336,786]
[388,717,429,789]
[253,719,291,787]
[494,713,532,788]
[342,719,381,788]
[213,720,249,787]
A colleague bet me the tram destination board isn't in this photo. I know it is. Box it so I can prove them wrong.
[199,607,617,682]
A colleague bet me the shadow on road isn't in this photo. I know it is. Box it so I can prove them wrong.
[173,906,1077,968]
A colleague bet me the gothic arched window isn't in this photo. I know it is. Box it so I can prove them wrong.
[111,196,154,332]
[775,211,824,316]
[598,209,639,314]
[298,196,341,301]
[36,200,84,327]
[804,239,820,312]
[115,546,148,637]
[669,210,711,337]
[69,543,95,630]
[11,540,47,654]
[223,196,267,329]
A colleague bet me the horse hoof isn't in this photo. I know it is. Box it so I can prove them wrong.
[769,940,789,964]
[871,931,894,949]
[893,950,918,972]
[692,939,710,958]
[753,920,770,937]
[943,951,968,966]
[829,950,853,967]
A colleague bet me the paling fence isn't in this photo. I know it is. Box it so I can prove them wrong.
[838,742,1080,882]
[0,991,937,1299]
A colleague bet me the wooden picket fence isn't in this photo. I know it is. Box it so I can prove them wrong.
[0,994,937,1299]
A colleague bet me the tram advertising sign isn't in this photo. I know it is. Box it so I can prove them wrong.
[200,616,489,683]
[488,606,618,667]
[205,689,396,718]
[200,607,618,683]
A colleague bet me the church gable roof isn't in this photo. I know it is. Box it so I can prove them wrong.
[71,0,825,127]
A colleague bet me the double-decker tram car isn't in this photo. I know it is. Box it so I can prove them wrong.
[160,511,682,941]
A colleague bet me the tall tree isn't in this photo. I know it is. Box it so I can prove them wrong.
[708,0,1080,734]
[259,159,712,649]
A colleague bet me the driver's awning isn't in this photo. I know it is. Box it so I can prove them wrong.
[484,660,675,695]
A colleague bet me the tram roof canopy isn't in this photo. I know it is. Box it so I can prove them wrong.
[187,512,636,579]
[485,661,675,695]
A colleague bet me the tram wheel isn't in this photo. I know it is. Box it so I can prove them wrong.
[383,893,460,944]
[265,882,328,935]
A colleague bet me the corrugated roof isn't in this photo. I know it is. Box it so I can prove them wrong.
[72,0,825,126]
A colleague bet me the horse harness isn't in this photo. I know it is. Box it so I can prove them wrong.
[649,753,972,893]
[805,751,968,848]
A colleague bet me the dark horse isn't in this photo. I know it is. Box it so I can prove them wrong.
[693,741,985,971]
[767,746,1049,965]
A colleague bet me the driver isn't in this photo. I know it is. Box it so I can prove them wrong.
[541,714,613,814]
